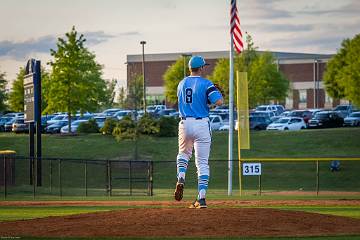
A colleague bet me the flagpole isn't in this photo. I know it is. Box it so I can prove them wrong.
[228,15,235,196]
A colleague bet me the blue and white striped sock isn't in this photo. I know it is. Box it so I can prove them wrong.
[198,175,209,199]
[177,158,189,181]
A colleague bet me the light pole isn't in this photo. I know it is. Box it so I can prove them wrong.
[181,53,192,78]
[140,41,147,113]
[316,59,321,109]
[313,59,320,109]
[313,59,316,108]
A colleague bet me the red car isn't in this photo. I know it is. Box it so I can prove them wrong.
[289,110,312,124]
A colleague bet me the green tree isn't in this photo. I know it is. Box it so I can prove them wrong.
[117,86,127,108]
[8,67,51,114]
[163,34,261,105]
[324,34,360,106]
[249,52,289,105]
[0,69,7,112]
[126,74,143,110]
[8,68,25,112]
[41,70,51,113]
[163,56,190,104]
[46,26,107,131]
[102,79,117,108]
[209,34,288,107]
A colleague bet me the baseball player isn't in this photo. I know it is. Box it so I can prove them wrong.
[174,55,223,208]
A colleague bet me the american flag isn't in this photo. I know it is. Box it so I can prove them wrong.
[230,0,243,54]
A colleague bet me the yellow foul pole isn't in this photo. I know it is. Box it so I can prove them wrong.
[236,71,242,196]
[236,71,249,196]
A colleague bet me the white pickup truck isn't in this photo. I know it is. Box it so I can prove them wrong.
[146,105,166,113]
[209,115,225,131]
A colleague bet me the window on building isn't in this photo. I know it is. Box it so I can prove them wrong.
[299,90,307,103]
[285,90,293,108]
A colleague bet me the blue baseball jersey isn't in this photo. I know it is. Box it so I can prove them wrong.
[177,76,222,118]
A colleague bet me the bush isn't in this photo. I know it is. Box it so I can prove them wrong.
[77,119,99,133]
[112,115,136,141]
[101,118,118,135]
[157,117,178,137]
[138,113,159,135]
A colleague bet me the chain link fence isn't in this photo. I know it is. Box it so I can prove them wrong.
[1,153,360,198]
[1,155,153,198]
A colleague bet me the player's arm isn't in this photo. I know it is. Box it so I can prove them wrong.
[215,98,223,106]
[207,83,223,106]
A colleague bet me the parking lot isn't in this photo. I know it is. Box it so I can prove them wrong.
[1,103,359,135]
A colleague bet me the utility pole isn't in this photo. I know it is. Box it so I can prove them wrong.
[140,41,147,113]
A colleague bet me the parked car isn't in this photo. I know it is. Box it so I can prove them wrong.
[250,111,276,119]
[0,117,13,132]
[60,120,88,133]
[94,116,106,129]
[4,117,17,132]
[231,116,271,131]
[255,105,284,115]
[4,112,24,118]
[289,110,313,124]
[45,120,68,134]
[157,109,177,117]
[250,116,272,130]
[113,110,133,120]
[77,114,93,121]
[146,105,166,113]
[256,105,276,112]
[209,115,224,131]
[343,112,360,127]
[279,110,291,117]
[214,105,229,113]
[273,105,285,115]
[136,110,145,119]
[47,114,75,125]
[12,118,29,133]
[41,115,56,132]
[308,111,344,128]
[270,115,282,123]
[266,117,306,131]
[101,108,122,117]
[169,111,180,118]
[333,104,357,118]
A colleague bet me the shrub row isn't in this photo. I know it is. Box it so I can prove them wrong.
[100,115,178,140]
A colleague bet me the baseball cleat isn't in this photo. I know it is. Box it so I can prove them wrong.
[188,198,207,209]
[174,178,185,201]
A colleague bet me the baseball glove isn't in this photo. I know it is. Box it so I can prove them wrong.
[214,83,225,97]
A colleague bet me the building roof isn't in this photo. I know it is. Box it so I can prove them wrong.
[127,50,334,63]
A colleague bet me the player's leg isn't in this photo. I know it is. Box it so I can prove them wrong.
[176,121,193,181]
[174,120,193,201]
[191,121,211,208]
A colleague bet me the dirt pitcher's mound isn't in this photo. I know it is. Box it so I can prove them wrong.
[1,208,360,238]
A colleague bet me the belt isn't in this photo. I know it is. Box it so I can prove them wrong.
[181,116,205,120]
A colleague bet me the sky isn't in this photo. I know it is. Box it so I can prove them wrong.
[1,0,360,90]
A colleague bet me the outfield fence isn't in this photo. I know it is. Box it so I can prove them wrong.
[1,153,360,199]
[239,157,360,196]
[1,155,153,198]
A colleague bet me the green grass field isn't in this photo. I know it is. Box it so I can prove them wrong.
[1,128,360,239]
[1,127,360,159]
[1,128,360,198]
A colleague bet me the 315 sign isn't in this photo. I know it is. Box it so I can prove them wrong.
[243,163,262,176]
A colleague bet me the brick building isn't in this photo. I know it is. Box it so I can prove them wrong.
[126,51,344,109]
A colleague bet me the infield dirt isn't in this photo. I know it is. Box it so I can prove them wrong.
[0,200,360,238]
